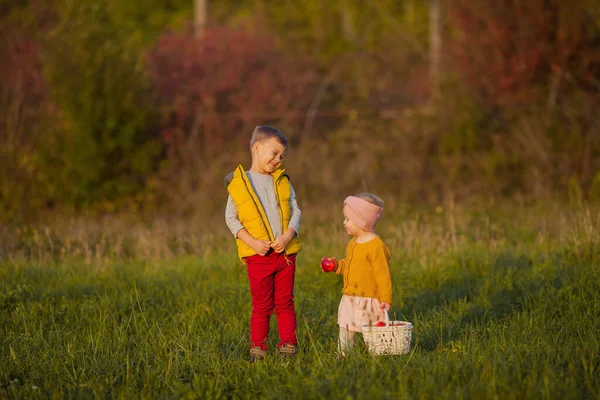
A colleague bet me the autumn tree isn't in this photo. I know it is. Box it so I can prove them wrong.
[147,26,319,212]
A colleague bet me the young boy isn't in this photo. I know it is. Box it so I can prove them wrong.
[224,125,302,362]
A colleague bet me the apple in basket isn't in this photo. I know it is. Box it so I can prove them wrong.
[374,321,386,327]
[320,257,337,272]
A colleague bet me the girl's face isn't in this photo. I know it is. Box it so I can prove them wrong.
[343,207,363,236]
[252,137,286,174]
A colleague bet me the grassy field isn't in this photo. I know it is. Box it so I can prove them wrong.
[1,202,599,399]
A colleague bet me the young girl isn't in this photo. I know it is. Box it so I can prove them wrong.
[225,125,302,362]
[322,193,392,356]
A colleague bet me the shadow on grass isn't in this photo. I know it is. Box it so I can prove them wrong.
[399,250,564,351]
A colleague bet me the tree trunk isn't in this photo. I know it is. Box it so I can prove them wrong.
[194,0,207,39]
[340,0,356,44]
[254,0,265,31]
[429,0,442,100]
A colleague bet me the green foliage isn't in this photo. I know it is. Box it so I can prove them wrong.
[210,0,428,63]
[104,0,191,43]
[41,0,162,208]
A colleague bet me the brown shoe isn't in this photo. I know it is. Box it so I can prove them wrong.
[249,347,266,363]
[279,343,297,359]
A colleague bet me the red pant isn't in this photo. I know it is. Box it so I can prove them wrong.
[245,251,297,350]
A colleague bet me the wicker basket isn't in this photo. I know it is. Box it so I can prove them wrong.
[361,310,413,355]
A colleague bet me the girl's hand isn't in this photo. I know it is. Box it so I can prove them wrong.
[380,302,391,311]
[251,239,272,256]
[321,257,337,272]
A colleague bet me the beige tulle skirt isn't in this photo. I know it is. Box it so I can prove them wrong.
[337,294,385,332]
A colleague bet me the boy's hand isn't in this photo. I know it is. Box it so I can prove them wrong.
[380,302,391,311]
[236,229,271,256]
[251,238,272,256]
[271,229,295,253]
[271,233,291,253]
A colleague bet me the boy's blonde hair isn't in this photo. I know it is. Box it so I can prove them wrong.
[249,125,288,150]
[355,192,385,208]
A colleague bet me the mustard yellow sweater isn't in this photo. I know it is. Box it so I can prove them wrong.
[334,235,393,303]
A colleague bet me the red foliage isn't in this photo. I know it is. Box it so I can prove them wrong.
[0,26,47,109]
[447,0,552,106]
[367,47,431,110]
[147,26,319,159]
[0,24,47,158]
[447,0,600,106]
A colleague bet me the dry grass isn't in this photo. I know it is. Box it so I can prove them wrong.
[2,199,598,267]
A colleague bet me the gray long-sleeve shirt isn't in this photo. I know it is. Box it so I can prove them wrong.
[225,171,301,239]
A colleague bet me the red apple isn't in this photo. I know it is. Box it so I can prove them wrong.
[374,321,386,327]
[320,257,337,272]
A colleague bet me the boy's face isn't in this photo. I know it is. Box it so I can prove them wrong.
[252,137,287,174]
[343,207,363,237]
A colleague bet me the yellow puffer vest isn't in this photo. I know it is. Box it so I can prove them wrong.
[226,165,302,260]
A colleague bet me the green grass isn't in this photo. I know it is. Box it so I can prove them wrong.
[1,204,599,399]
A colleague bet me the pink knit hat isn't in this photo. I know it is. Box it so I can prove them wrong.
[343,196,383,232]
